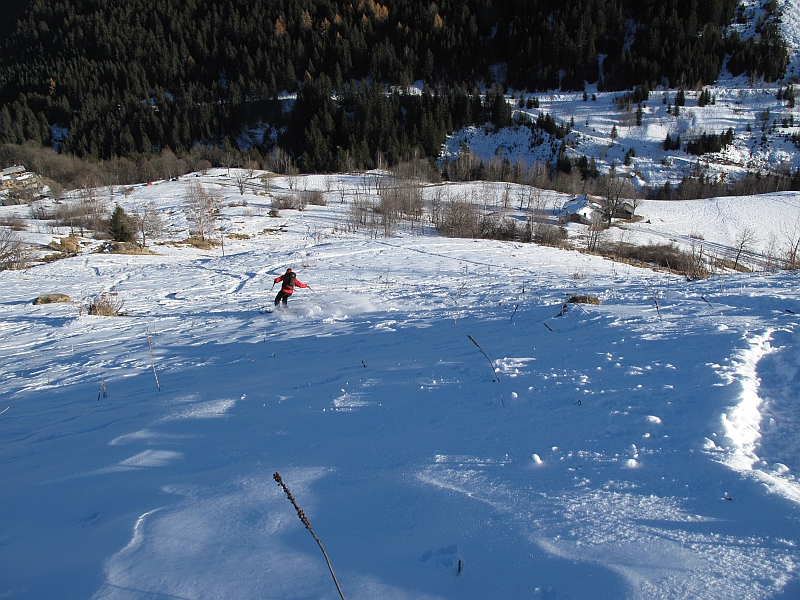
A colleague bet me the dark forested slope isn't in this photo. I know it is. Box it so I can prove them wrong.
[0,0,788,168]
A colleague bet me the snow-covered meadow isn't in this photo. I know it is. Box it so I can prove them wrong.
[2,170,800,599]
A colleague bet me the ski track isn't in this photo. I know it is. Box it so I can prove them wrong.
[3,171,800,598]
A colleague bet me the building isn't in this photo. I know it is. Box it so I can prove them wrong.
[558,194,604,225]
[0,165,44,198]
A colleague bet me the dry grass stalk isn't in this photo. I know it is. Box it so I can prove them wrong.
[467,334,500,382]
[146,327,161,392]
[273,472,346,600]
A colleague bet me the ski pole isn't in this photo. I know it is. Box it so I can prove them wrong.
[306,285,316,293]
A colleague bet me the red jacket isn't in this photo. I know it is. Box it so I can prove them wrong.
[274,273,307,295]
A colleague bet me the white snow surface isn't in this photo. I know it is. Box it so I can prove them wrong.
[3,171,800,599]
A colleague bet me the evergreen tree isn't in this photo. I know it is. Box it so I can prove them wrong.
[108,205,134,243]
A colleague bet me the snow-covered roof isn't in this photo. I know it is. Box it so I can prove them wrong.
[0,165,25,177]
[559,194,604,223]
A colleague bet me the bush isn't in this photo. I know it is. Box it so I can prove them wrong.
[600,241,709,279]
[533,222,568,247]
[301,189,327,206]
[436,197,481,238]
[82,292,124,316]
[271,194,306,211]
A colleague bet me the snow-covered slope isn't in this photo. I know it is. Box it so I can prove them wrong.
[2,172,800,599]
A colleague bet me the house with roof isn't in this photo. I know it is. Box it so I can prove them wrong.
[558,194,638,226]
[558,194,605,225]
[1,165,26,188]
[0,165,44,200]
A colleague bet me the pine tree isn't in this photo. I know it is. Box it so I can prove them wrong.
[108,205,134,242]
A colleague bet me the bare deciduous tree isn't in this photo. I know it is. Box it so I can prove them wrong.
[601,164,635,227]
[266,147,297,175]
[0,228,30,270]
[731,226,758,271]
[234,170,249,195]
[134,201,167,247]
[184,181,220,241]
[781,217,800,269]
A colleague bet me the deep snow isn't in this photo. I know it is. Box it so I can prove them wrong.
[2,171,800,599]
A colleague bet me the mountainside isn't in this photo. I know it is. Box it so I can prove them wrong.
[0,0,791,167]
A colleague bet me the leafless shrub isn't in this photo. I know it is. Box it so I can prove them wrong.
[49,182,109,237]
[29,199,55,221]
[271,193,306,211]
[0,214,26,231]
[730,226,758,271]
[479,212,521,241]
[301,189,327,206]
[532,222,568,247]
[346,193,375,231]
[600,242,709,278]
[391,156,439,183]
[266,147,298,175]
[781,218,800,270]
[437,195,481,238]
[0,228,31,270]
[375,193,399,236]
[585,223,603,252]
[82,292,125,316]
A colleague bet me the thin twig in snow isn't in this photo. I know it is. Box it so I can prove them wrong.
[467,334,500,382]
[146,328,161,391]
[273,472,346,600]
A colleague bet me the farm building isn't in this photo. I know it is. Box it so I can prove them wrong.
[558,194,604,225]
[558,194,637,225]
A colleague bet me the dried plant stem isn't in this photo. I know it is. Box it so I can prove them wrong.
[146,328,161,391]
[467,334,499,381]
[273,472,346,600]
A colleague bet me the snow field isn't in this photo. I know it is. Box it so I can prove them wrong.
[2,171,800,598]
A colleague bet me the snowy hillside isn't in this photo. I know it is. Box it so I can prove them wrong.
[441,0,800,192]
[442,81,800,192]
[2,172,800,599]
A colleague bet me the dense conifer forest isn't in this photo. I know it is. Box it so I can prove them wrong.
[0,0,789,171]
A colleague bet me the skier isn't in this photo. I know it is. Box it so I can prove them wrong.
[273,268,307,308]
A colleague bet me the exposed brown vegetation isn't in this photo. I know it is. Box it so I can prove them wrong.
[568,295,601,305]
[83,292,125,316]
[33,293,72,305]
[47,235,82,254]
